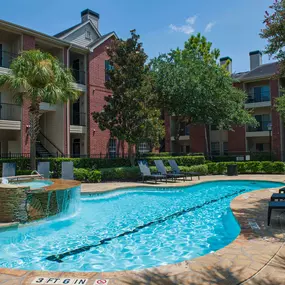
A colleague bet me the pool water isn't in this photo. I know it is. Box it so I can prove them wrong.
[11,180,53,189]
[0,180,283,272]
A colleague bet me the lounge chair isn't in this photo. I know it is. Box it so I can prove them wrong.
[61,161,74,180]
[168,159,200,180]
[2,163,16,178]
[268,201,285,225]
[138,160,167,183]
[154,160,185,181]
[37,161,50,179]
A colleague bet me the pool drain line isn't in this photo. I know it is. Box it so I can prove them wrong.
[45,188,246,263]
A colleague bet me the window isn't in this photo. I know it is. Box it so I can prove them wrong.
[256,143,264,152]
[109,139,117,158]
[179,122,190,136]
[138,142,150,153]
[211,142,220,155]
[105,60,113,82]
[247,114,271,132]
[211,125,218,131]
[85,30,91,40]
[223,142,228,155]
[185,145,190,153]
[248,86,270,103]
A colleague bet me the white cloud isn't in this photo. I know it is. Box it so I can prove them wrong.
[186,15,197,25]
[169,15,197,35]
[204,21,216,33]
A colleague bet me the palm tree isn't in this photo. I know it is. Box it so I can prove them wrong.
[0,50,79,170]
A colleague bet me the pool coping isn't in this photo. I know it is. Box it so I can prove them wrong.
[1,174,285,285]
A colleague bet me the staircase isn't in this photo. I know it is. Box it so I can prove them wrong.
[36,141,53,157]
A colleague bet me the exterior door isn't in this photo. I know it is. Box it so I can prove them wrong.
[72,139,80,158]
[72,99,80,125]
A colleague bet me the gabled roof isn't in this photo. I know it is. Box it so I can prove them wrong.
[54,20,101,40]
[88,31,117,50]
[233,62,278,82]
[54,23,81,38]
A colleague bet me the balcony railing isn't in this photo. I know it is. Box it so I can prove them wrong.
[247,121,271,132]
[71,68,86,85]
[246,91,271,103]
[0,51,18,69]
[70,112,86,126]
[0,103,21,121]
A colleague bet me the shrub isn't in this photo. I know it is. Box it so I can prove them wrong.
[260,161,273,174]
[101,167,141,181]
[145,156,205,167]
[17,170,32,176]
[272,161,285,174]
[88,170,102,183]
[74,168,89,182]
[236,162,247,174]
[246,161,261,173]
[180,165,208,175]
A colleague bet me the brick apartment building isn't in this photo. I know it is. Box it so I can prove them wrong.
[0,9,140,158]
[165,51,285,160]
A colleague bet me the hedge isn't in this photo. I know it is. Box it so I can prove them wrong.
[74,168,101,183]
[207,161,285,175]
[0,156,205,177]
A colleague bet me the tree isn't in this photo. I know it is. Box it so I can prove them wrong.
[260,0,285,75]
[260,0,285,120]
[0,50,79,169]
[92,30,165,166]
[151,33,257,153]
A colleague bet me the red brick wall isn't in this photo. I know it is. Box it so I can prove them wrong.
[270,79,281,159]
[228,126,246,153]
[190,124,206,153]
[87,38,119,156]
[21,35,36,154]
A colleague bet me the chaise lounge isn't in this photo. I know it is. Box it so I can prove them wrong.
[154,160,185,182]
[138,160,167,183]
[168,159,200,180]
[267,188,285,225]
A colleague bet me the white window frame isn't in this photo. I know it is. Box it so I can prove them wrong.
[85,30,91,40]
[138,142,150,154]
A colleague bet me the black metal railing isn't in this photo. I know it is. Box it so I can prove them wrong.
[247,121,271,132]
[0,103,21,121]
[70,112,86,126]
[246,91,271,103]
[38,131,64,157]
[71,69,86,85]
[0,51,18,69]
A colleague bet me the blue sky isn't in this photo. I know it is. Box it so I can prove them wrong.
[1,0,274,72]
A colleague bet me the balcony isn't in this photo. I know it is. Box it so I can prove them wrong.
[246,121,271,137]
[0,51,18,72]
[245,91,271,108]
[0,103,21,130]
[70,112,86,134]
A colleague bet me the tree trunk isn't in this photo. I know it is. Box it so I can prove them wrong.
[128,144,135,167]
[29,101,41,171]
[204,125,209,156]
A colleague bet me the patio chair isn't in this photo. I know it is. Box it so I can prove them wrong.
[268,201,285,225]
[37,161,50,179]
[154,160,185,181]
[168,159,201,180]
[61,161,74,180]
[2,163,16,178]
[138,160,167,183]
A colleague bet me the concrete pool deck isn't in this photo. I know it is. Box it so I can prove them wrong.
[1,174,285,284]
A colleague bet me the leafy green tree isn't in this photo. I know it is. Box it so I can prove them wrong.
[261,0,285,120]
[92,30,165,166]
[260,0,285,75]
[0,50,79,169]
[151,33,257,153]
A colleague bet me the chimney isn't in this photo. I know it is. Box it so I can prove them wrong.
[220,56,232,74]
[249,50,262,70]
[81,9,100,29]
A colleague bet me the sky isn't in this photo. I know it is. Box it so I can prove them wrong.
[1,0,275,72]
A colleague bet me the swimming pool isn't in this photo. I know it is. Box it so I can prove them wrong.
[0,180,283,272]
[11,180,53,189]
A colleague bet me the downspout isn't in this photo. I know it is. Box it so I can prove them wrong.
[66,44,72,157]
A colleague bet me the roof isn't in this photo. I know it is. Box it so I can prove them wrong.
[232,71,249,80]
[54,23,81,38]
[81,9,100,19]
[236,62,278,81]
[87,32,117,50]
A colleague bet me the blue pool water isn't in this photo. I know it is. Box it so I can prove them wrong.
[11,180,53,189]
[0,180,283,272]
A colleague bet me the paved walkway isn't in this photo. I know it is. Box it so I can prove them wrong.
[1,175,285,284]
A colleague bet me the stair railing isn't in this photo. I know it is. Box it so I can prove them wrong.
[38,131,64,157]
